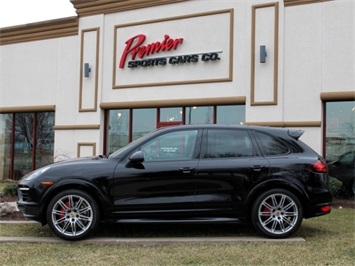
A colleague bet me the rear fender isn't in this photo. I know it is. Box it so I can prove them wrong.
[244,178,310,220]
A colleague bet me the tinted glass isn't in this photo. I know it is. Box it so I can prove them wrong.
[132,109,156,141]
[204,129,254,158]
[216,105,245,125]
[255,132,289,156]
[185,106,213,124]
[0,114,12,180]
[141,130,198,161]
[13,113,34,178]
[107,109,130,154]
[160,107,182,123]
[325,101,355,162]
[35,112,55,168]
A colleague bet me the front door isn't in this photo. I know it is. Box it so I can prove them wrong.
[112,129,201,218]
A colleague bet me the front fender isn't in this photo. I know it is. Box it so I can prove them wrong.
[40,178,112,224]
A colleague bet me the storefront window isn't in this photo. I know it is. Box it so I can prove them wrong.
[0,114,12,180]
[325,101,355,162]
[36,112,55,169]
[160,107,182,123]
[216,105,245,125]
[13,113,34,178]
[0,111,55,180]
[107,109,129,155]
[132,109,157,141]
[185,106,213,124]
[105,105,246,154]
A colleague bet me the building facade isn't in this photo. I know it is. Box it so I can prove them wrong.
[0,0,354,180]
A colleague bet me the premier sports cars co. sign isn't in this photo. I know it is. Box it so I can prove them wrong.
[119,34,222,69]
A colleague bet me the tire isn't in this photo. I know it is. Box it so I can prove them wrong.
[46,189,100,241]
[251,189,303,238]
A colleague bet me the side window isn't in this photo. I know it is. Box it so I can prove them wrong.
[141,130,198,161]
[204,129,254,158]
[255,132,289,156]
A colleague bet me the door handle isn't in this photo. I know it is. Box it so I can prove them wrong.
[250,165,263,172]
[179,167,195,174]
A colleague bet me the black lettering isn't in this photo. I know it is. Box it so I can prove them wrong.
[169,57,177,64]
[202,53,210,61]
[191,54,199,63]
[159,58,167,65]
[210,53,220,61]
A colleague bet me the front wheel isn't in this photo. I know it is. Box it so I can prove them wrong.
[251,189,303,238]
[46,189,100,240]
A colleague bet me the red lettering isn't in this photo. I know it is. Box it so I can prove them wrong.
[119,34,184,68]
[119,34,146,69]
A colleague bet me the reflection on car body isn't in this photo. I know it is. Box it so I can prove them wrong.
[18,125,332,240]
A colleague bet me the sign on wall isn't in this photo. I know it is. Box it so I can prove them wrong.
[113,9,234,88]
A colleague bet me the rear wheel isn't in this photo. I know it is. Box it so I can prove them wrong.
[251,189,303,238]
[46,189,100,240]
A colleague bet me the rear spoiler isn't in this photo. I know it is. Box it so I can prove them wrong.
[288,129,304,140]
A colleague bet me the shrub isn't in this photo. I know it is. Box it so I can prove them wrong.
[329,176,343,197]
[3,183,18,196]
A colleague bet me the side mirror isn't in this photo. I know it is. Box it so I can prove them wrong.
[129,151,145,163]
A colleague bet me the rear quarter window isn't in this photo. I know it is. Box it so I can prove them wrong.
[255,131,290,156]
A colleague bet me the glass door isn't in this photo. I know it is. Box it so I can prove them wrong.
[157,107,183,128]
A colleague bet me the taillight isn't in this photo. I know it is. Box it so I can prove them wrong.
[312,160,328,173]
[321,205,332,213]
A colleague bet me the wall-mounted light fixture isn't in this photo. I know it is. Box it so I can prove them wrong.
[260,45,267,63]
[84,63,91,77]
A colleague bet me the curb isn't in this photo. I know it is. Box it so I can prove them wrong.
[0,236,306,245]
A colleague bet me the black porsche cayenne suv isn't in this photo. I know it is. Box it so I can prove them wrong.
[18,125,332,240]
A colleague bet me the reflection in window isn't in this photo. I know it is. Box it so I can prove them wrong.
[141,130,198,161]
[325,101,355,161]
[217,105,245,125]
[204,129,254,158]
[107,110,129,154]
[160,107,182,122]
[36,112,55,169]
[132,109,156,141]
[255,132,289,156]
[185,106,213,124]
[0,112,55,180]
[0,114,12,180]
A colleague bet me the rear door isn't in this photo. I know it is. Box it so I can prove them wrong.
[195,128,270,217]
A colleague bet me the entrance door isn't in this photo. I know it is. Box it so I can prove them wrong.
[157,107,183,128]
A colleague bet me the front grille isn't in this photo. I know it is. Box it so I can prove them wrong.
[18,185,30,202]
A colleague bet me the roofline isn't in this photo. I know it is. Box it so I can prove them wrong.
[0,16,78,45]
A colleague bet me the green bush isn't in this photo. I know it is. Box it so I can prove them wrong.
[3,183,18,196]
[329,176,342,196]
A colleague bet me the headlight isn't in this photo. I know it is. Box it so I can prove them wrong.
[21,166,51,181]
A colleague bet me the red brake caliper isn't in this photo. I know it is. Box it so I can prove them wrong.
[59,202,70,223]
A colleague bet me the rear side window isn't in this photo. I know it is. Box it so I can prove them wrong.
[204,129,254,158]
[255,132,289,156]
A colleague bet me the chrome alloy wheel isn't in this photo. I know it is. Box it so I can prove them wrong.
[51,194,94,237]
[257,193,299,235]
